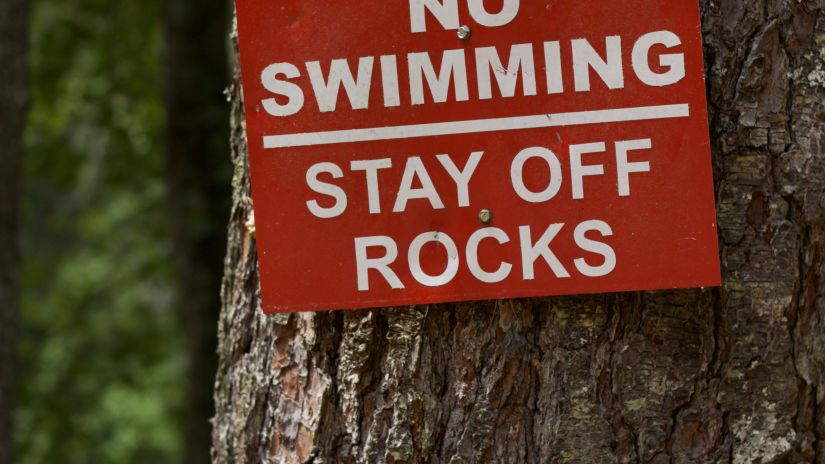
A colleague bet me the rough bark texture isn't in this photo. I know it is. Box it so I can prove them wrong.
[0,0,29,462]
[214,1,825,462]
[163,1,229,462]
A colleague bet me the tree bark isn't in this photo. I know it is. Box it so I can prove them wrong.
[162,1,229,462]
[0,0,29,462]
[213,1,825,462]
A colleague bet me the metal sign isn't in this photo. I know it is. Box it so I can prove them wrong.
[236,0,721,313]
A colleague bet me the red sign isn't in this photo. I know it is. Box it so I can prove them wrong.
[236,0,721,313]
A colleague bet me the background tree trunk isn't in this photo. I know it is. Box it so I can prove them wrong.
[0,0,30,462]
[163,0,230,462]
[213,1,825,462]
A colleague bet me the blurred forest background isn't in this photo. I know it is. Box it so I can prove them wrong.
[9,0,232,462]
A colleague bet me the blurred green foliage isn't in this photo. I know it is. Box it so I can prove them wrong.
[16,0,185,462]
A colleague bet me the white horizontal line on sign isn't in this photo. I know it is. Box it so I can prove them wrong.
[263,103,691,149]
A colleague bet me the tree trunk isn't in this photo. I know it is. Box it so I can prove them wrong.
[213,1,825,462]
[162,1,229,462]
[0,0,29,462]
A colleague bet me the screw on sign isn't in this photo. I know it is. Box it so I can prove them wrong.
[235,0,721,313]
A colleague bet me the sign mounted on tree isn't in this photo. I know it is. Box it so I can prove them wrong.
[235,0,721,313]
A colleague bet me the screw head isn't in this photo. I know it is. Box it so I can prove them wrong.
[478,209,492,225]
[457,25,472,40]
